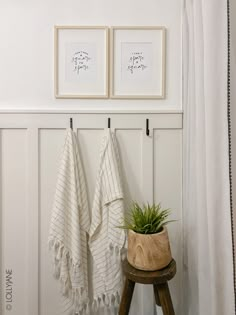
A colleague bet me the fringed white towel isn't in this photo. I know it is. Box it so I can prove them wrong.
[89,129,126,311]
[48,128,90,315]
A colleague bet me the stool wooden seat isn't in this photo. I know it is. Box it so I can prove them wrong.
[119,258,176,315]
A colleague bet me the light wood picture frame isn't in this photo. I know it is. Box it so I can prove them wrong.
[54,26,109,99]
[110,26,166,99]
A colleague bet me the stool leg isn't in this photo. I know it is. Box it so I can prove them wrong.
[119,279,135,315]
[156,283,175,315]
[153,284,161,306]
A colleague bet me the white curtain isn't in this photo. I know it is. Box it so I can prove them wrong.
[183,1,235,315]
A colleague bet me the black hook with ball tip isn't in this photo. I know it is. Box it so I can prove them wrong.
[108,118,111,128]
[70,118,73,129]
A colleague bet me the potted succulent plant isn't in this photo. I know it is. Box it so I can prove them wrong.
[120,202,174,271]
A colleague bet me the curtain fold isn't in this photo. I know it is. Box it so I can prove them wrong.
[183,1,235,314]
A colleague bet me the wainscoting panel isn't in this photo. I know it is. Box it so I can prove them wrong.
[39,129,66,315]
[0,112,183,315]
[0,129,29,315]
[153,129,183,315]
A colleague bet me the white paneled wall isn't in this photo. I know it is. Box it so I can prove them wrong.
[0,112,182,315]
[1,129,29,314]
[153,129,182,314]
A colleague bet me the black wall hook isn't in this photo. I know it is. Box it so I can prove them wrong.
[70,118,73,129]
[108,118,111,128]
[146,119,150,136]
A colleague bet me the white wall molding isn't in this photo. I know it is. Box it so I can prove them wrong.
[0,113,183,129]
[27,128,39,315]
[0,112,183,315]
[0,109,183,114]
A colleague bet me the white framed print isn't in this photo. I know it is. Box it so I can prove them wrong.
[54,26,109,98]
[110,26,166,99]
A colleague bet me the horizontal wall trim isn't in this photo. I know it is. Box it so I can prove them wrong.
[0,113,183,129]
[0,109,183,114]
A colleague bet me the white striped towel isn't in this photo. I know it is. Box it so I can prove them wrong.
[89,129,126,311]
[48,128,90,315]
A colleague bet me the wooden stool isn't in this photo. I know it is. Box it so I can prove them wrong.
[119,258,176,315]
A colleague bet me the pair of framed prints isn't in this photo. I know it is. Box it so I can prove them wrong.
[54,26,166,99]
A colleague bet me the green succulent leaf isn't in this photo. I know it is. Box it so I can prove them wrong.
[118,201,176,234]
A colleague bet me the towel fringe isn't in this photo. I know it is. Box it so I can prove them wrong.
[49,239,81,266]
[49,239,122,313]
[91,291,121,312]
[63,292,89,315]
[49,238,88,310]
[108,242,126,256]
[71,288,89,314]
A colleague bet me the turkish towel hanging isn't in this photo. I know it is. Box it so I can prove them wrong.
[48,128,90,314]
[89,128,126,311]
